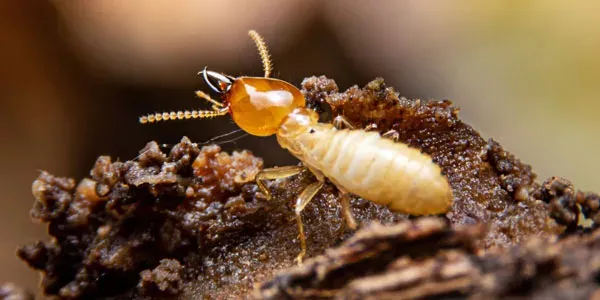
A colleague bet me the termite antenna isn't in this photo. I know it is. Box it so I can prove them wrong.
[248,30,273,78]
[139,108,228,124]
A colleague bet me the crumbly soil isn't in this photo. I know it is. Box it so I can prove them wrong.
[16,76,599,299]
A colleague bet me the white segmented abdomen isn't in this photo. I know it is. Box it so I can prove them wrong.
[287,124,453,215]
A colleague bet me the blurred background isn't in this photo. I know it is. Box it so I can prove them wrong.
[2,0,599,292]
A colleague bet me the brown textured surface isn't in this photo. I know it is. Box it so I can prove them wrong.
[15,76,598,299]
[256,218,600,300]
[138,259,183,296]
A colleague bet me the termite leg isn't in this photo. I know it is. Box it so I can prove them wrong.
[195,90,224,108]
[339,189,358,230]
[255,166,305,200]
[333,115,354,130]
[364,123,378,131]
[294,180,324,264]
[382,129,400,142]
[365,124,399,142]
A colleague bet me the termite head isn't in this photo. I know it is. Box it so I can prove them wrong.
[139,30,306,137]
[200,70,306,137]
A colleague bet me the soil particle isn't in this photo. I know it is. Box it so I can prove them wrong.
[137,259,183,296]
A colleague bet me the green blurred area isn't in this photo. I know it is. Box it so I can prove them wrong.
[443,2,600,191]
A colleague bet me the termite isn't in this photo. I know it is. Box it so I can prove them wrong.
[139,30,453,264]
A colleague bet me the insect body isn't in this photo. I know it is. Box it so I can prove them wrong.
[279,115,452,215]
[140,30,453,264]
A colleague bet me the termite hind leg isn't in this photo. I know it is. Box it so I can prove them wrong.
[294,180,325,265]
[339,190,358,230]
[333,115,354,130]
[255,166,305,200]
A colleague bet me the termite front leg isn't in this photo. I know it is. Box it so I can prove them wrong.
[294,180,324,264]
[333,115,354,130]
[364,123,378,131]
[255,166,305,200]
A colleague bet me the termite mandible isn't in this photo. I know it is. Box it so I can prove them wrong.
[139,30,453,264]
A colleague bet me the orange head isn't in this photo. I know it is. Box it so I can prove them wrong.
[138,30,306,137]
[202,71,306,136]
